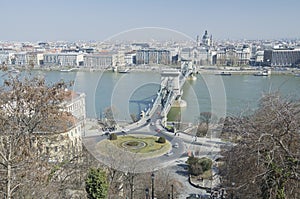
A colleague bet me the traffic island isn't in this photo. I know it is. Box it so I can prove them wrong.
[96,135,171,158]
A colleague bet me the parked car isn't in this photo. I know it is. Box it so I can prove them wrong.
[103,131,110,136]
[186,194,201,199]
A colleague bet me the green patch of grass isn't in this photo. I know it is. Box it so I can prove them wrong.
[95,135,171,159]
[111,135,170,154]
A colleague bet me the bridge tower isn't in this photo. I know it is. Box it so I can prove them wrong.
[181,59,197,80]
[160,69,187,110]
[161,69,181,96]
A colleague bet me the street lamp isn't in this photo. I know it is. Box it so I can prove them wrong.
[151,173,155,199]
[145,188,149,199]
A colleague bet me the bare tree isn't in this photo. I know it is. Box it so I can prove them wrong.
[220,93,300,199]
[103,106,118,129]
[0,73,69,198]
[197,112,217,137]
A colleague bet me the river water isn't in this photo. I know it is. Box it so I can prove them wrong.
[1,70,300,123]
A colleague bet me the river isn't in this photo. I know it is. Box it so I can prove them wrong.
[1,70,300,123]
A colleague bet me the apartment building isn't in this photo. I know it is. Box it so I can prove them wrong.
[43,53,84,67]
[84,53,113,69]
[136,49,170,65]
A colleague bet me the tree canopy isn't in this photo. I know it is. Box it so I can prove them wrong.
[85,168,109,199]
[0,72,72,198]
[220,93,300,199]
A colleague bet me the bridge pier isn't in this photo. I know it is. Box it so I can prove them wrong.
[187,73,197,81]
[172,96,187,108]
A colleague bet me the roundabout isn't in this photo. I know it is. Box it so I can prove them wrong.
[121,140,147,150]
[98,135,172,157]
[83,121,185,173]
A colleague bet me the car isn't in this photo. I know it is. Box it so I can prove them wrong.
[103,131,110,136]
[186,194,201,199]
[150,122,155,126]
[173,143,179,148]
[155,128,161,132]
[122,128,130,133]
[165,151,173,156]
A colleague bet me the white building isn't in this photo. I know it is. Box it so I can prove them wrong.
[43,53,84,67]
[12,52,27,66]
[235,45,251,66]
[113,51,125,66]
[0,51,10,64]
[124,52,136,65]
[32,114,83,162]
[62,90,86,128]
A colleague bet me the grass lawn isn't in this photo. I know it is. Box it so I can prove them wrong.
[111,135,170,153]
[96,135,171,158]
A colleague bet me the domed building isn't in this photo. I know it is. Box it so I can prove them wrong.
[201,30,213,47]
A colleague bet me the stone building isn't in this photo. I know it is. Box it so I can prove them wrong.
[32,90,86,163]
[31,113,83,163]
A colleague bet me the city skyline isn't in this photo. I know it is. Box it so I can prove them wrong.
[1,0,300,42]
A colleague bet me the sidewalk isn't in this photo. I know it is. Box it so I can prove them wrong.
[83,119,102,137]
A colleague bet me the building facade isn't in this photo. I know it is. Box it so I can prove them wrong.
[263,49,300,67]
[0,51,10,64]
[11,52,27,66]
[43,53,84,67]
[33,90,86,163]
[136,49,170,65]
[84,54,112,69]
[235,45,251,66]
[124,52,136,65]
[32,117,83,163]
[62,90,86,129]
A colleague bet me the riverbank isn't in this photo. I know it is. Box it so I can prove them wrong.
[197,69,296,76]
[10,64,300,76]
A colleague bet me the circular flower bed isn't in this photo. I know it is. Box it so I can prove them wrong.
[121,140,147,150]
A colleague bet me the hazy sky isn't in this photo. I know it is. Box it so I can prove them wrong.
[1,0,300,42]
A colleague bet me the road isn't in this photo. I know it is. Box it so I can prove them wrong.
[168,159,210,199]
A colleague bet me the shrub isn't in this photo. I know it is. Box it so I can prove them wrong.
[85,168,108,199]
[196,123,208,137]
[199,157,213,172]
[157,136,166,143]
[187,156,213,175]
[109,133,117,140]
[189,162,203,176]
